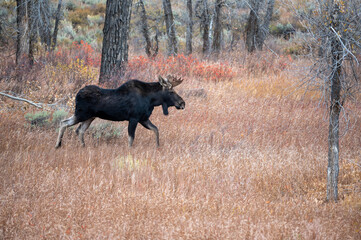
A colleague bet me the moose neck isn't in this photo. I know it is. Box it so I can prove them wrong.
[148,87,170,115]
[149,89,167,106]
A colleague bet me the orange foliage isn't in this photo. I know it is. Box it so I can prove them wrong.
[56,40,101,67]
[193,62,235,81]
[128,54,235,82]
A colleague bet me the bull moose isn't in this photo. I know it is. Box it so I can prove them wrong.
[55,75,185,148]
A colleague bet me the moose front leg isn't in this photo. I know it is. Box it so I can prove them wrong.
[128,120,138,147]
[140,119,159,147]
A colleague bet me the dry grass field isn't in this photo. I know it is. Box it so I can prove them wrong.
[0,51,360,239]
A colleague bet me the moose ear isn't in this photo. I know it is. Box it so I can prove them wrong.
[158,75,172,89]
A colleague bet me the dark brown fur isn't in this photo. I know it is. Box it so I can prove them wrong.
[55,76,185,148]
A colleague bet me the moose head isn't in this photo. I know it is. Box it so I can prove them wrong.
[158,75,185,115]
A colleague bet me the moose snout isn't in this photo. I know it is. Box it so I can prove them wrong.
[176,101,185,110]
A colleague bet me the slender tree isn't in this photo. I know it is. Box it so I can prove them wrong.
[28,0,36,66]
[186,0,193,55]
[228,1,242,51]
[245,0,262,53]
[326,3,343,202]
[256,0,275,50]
[212,0,223,55]
[195,0,210,55]
[16,0,28,65]
[99,0,132,84]
[137,0,159,58]
[163,0,178,56]
[16,0,63,66]
[138,0,152,57]
[244,0,275,52]
[37,0,52,50]
[286,0,361,202]
[51,0,63,51]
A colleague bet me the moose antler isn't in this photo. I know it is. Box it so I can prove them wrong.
[167,75,183,87]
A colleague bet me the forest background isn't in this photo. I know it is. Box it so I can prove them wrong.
[0,0,360,238]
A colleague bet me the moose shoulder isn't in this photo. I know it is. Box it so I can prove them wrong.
[55,76,185,148]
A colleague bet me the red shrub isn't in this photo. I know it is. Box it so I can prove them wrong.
[55,41,101,67]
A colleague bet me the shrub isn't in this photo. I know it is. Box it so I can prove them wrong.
[65,0,77,11]
[68,8,91,26]
[87,14,103,27]
[270,23,295,38]
[71,40,101,67]
[61,21,76,39]
[193,62,235,82]
[25,111,50,127]
[55,40,101,67]
[270,23,285,36]
[92,3,106,15]
[285,44,305,55]
[52,109,69,125]
[127,54,235,82]
[83,0,105,5]
[90,122,124,141]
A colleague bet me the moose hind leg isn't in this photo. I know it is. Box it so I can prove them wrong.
[128,120,138,147]
[77,117,95,147]
[75,123,82,135]
[140,120,159,147]
[55,115,79,148]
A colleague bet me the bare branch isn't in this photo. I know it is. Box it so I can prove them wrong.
[0,92,43,108]
[330,26,359,65]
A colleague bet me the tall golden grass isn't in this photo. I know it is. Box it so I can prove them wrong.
[0,50,360,239]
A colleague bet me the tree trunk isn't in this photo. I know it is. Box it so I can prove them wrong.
[208,11,214,50]
[202,9,210,56]
[28,0,36,66]
[212,0,222,56]
[51,0,63,51]
[16,0,28,65]
[256,0,275,50]
[327,3,343,203]
[245,1,261,53]
[163,0,177,56]
[196,0,210,55]
[138,0,152,57]
[328,92,341,202]
[139,1,151,57]
[230,30,240,50]
[186,0,193,55]
[152,28,160,58]
[99,0,132,84]
[137,0,158,58]
[38,0,52,50]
